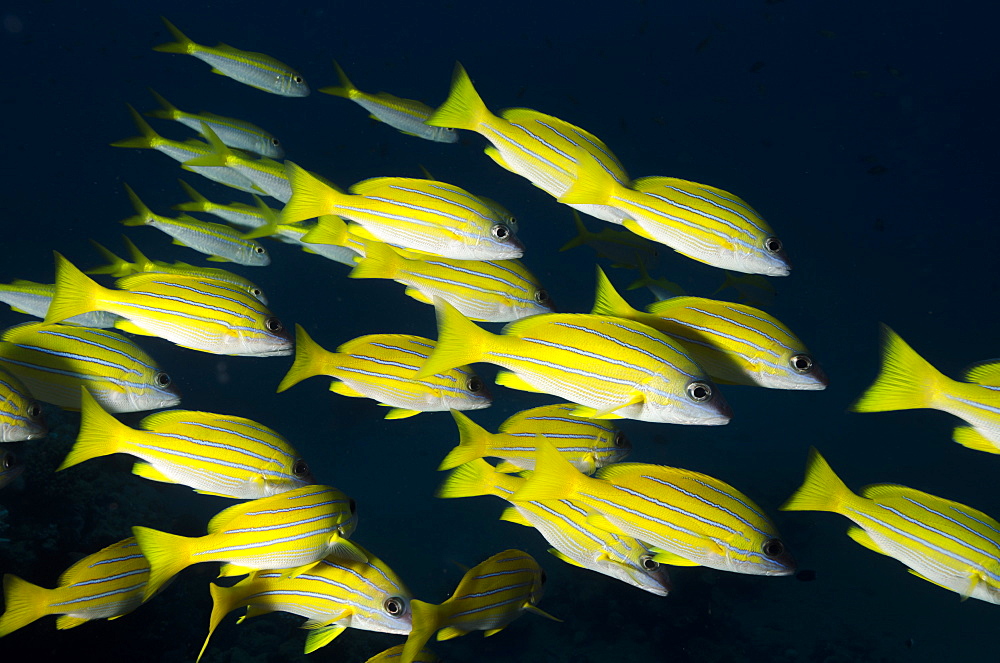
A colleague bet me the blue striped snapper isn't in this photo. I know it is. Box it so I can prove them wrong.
[0,280,119,328]
[45,254,292,357]
[0,449,23,488]
[349,240,553,322]
[417,299,730,425]
[591,268,827,390]
[438,459,670,596]
[120,184,270,266]
[366,644,437,663]
[153,18,309,97]
[112,105,263,193]
[319,61,457,143]
[184,124,292,202]
[60,389,310,498]
[399,549,558,663]
[560,154,792,276]
[439,405,629,474]
[0,323,179,413]
[782,448,1000,603]
[199,545,412,660]
[88,237,269,305]
[0,537,149,637]
[0,368,45,443]
[281,162,524,260]
[132,484,362,602]
[147,89,284,158]
[852,325,1000,454]
[278,325,490,419]
[514,439,796,576]
[427,63,631,225]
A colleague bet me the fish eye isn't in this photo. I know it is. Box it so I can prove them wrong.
[265,317,284,333]
[154,372,171,388]
[251,287,264,298]
[294,76,304,84]
[383,597,405,616]
[466,376,484,393]
[790,354,813,373]
[444,127,455,132]
[613,431,628,448]
[539,569,548,585]
[639,554,660,572]
[26,402,42,419]
[271,138,281,146]
[3,453,14,470]
[762,538,785,558]
[491,224,511,240]
[348,498,357,515]
[533,289,550,304]
[686,382,712,402]
[254,246,266,254]
[764,237,783,253]
[292,459,310,477]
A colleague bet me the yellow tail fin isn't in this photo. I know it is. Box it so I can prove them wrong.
[850,324,945,412]
[317,60,357,99]
[437,412,493,471]
[780,447,856,514]
[0,574,53,637]
[110,105,164,150]
[145,88,181,120]
[558,211,595,252]
[414,299,493,379]
[399,599,444,663]
[348,240,402,280]
[282,162,344,225]
[44,252,108,325]
[277,324,339,392]
[436,457,498,498]
[152,17,196,54]
[510,438,583,502]
[557,151,616,206]
[197,582,244,662]
[425,63,492,131]
[590,266,640,318]
[57,388,129,470]
[85,240,133,277]
[131,525,193,602]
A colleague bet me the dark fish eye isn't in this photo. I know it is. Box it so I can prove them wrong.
[251,288,263,298]
[292,459,309,477]
[3,453,14,470]
[348,498,357,515]
[613,431,628,448]
[26,402,42,419]
[154,372,171,388]
[764,237,783,253]
[466,377,484,393]
[254,246,266,254]
[539,569,548,585]
[639,554,660,572]
[444,127,455,132]
[271,138,281,146]
[762,538,785,558]
[686,382,712,402]
[265,317,283,333]
[534,289,549,304]
[383,597,405,616]
[790,354,813,373]
[294,76,304,84]
[491,224,510,240]
[507,216,517,227]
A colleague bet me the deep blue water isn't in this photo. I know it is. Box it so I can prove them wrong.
[2,1,998,661]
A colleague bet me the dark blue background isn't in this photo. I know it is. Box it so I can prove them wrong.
[2,1,998,661]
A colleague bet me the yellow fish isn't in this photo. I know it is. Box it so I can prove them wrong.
[851,324,1000,454]
[0,367,46,443]
[417,299,731,425]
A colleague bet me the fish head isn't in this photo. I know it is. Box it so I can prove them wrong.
[500,285,555,321]
[441,368,493,411]
[461,218,524,260]
[233,313,294,357]
[265,457,314,495]
[430,126,460,144]
[724,532,796,576]
[645,377,733,425]
[128,370,182,411]
[757,351,828,390]
[597,549,671,596]
[732,234,791,277]
[0,398,47,442]
[280,71,310,97]
[347,593,414,635]
[0,449,25,489]
[595,427,632,466]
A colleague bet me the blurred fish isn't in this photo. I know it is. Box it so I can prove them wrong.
[120,184,270,266]
[437,459,670,596]
[184,124,292,202]
[0,367,46,442]
[782,447,1000,603]
[0,449,23,488]
[146,89,284,158]
[426,63,631,224]
[398,549,558,663]
[349,240,553,322]
[851,325,1000,454]
[175,180,278,229]
[513,439,796,576]
[625,255,686,301]
[439,405,630,474]
[0,280,120,328]
[366,644,437,663]
[282,163,523,260]
[0,323,179,413]
[0,537,149,637]
[560,154,791,276]
[112,105,263,193]
[153,17,309,97]
[278,325,491,419]
[319,60,457,143]
[132,484,362,601]
[44,254,292,357]
[60,389,311,498]
[560,210,660,269]
[417,299,730,425]
[591,268,826,390]
[199,544,412,660]
[712,271,776,308]
[88,237,269,304]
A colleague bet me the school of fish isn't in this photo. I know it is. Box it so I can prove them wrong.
[2,15,999,663]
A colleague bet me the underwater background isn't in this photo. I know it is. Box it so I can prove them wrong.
[2,0,998,660]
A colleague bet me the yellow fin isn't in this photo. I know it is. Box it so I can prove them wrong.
[548,548,584,568]
[414,299,493,379]
[303,624,347,654]
[494,370,544,393]
[649,548,701,567]
[282,162,344,225]
[484,145,516,173]
[132,462,176,484]
[131,525,193,602]
[301,214,350,245]
[330,381,364,398]
[0,575,53,637]
[58,388,129,471]
[963,360,1000,386]
[438,411,492,470]
[400,599,443,661]
[499,506,533,527]
[557,151,615,205]
[55,615,89,630]
[152,17,195,54]
[437,625,469,641]
[953,426,1000,453]
[511,438,583,502]
[850,324,945,412]
[45,253,108,324]
[780,447,857,514]
[317,60,356,99]
[590,266,641,318]
[425,63,491,131]
[348,239,402,280]
[385,407,420,420]
[277,324,339,392]
[845,525,885,555]
[524,604,562,622]
[435,457,497,499]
